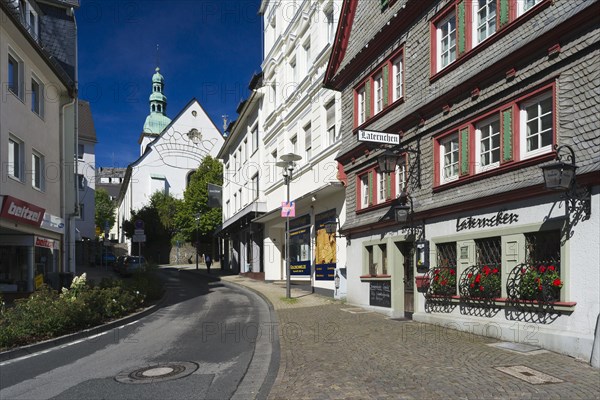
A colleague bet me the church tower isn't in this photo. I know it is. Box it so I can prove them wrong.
[139,67,172,155]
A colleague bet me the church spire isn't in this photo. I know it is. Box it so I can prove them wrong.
[142,66,171,135]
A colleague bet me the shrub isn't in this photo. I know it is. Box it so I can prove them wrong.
[0,269,163,350]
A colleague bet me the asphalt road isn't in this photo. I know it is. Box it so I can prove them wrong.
[0,269,278,400]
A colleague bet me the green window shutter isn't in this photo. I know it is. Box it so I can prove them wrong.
[501,107,513,162]
[368,172,373,205]
[499,0,510,28]
[459,127,470,176]
[365,80,371,119]
[382,64,389,108]
[386,173,392,199]
[456,1,466,56]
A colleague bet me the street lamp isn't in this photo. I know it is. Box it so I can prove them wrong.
[276,152,302,299]
[195,212,201,270]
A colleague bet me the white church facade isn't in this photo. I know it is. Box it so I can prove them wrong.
[115,68,224,253]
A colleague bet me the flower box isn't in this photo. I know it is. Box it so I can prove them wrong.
[415,275,430,293]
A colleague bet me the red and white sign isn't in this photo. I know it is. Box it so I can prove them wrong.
[35,236,58,250]
[281,201,295,217]
[0,196,45,227]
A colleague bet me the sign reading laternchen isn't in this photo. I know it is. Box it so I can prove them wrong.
[358,130,400,145]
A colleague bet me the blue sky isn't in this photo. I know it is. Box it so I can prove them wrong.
[77,0,262,168]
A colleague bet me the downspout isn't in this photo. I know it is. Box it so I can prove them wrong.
[62,8,79,273]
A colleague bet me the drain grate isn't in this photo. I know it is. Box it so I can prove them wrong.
[495,365,564,385]
[116,362,199,384]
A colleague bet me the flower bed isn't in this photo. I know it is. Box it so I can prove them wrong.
[428,267,457,296]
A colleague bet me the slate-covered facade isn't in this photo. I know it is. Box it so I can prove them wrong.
[324,0,599,362]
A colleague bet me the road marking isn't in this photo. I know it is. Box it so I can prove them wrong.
[0,321,140,366]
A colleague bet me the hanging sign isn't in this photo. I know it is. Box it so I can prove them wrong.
[281,201,295,217]
[358,130,400,145]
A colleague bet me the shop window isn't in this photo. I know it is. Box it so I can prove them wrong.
[475,237,502,265]
[432,242,457,296]
[0,247,29,293]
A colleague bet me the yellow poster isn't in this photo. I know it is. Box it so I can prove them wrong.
[34,274,44,290]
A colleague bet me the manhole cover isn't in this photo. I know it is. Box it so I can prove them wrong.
[495,365,563,385]
[116,362,199,384]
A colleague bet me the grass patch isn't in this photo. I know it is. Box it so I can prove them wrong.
[279,296,300,304]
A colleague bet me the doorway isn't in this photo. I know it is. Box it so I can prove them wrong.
[400,243,414,318]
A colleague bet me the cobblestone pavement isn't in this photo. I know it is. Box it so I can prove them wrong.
[173,266,600,399]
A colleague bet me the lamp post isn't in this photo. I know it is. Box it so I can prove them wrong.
[195,212,201,270]
[276,153,302,299]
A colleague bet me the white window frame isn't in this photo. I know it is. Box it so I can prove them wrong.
[251,125,259,154]
[26,1,39,41]
[395,157,407,197]
[373,73,383,114]
[8,135,24,181]
[361,174,370,209]
[518,0,543,15]
[392,55,403,102]
[440,134,459,183]
[475,115,501,172]
[377,170,388,203]
[325,7,335,44]
[325,99,338,146]
[357,86,366,125]
[474,0,497,46]
[303,39,311,75]
[7,50,24,99]
[290,57,297,84]
[32,150,44,191]
[304,123,312,161]
[31,73,44,117]
[251,173,259,200]
[520,91,553,159]
[436,12,457,71]
[291,135,298,155]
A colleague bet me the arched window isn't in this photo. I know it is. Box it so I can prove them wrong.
[152,104,156,112]
[186,170,196,187]
[158,105,162,113]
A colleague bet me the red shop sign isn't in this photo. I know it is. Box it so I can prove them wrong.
[0,196,45,227]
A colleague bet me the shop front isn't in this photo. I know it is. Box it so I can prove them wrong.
[413,193,599,361]
[0,196,63,294]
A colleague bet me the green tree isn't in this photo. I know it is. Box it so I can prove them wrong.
[95,188,115,232]
[175,156,223,243]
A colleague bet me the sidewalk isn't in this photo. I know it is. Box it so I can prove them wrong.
[173,266,600,400]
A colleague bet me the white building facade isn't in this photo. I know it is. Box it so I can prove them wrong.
[75,100,97,241]
[0,0,78,294]
[254,0,347,297]
[116,69,224,256]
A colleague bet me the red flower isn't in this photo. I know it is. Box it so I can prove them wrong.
[548,265,556,272]
[441,280,448,286]
[470,283,475,288]
[434,275,439,282]
[492,268,499,274]
[536,278,541,284]
[521,267,527,274]
[539,266,546,273]
[450,269,456,276]
[475,274,481,284]
[483,266,491,276]
[467,273,473,279]
[553,278,562,287]
[479,286,485,292]
[538,285,543,291]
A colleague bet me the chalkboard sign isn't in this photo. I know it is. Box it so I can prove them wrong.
[370,281,391,308]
